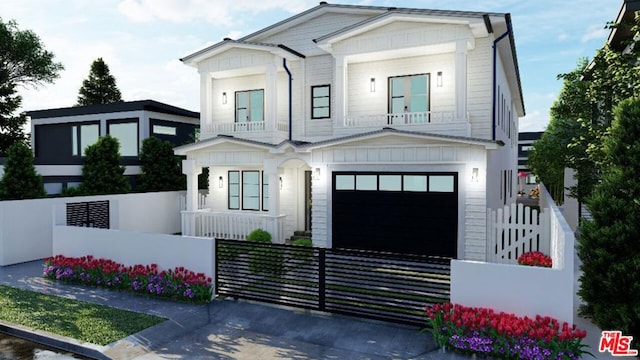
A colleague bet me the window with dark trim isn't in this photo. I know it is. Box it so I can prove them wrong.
[311,85,330,119]
[72,123,99,156]
[107,119,139,156]
[235,89,264,122]
[228,171,240,210]
[262,172,269,211]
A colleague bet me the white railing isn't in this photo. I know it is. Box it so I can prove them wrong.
[487,203,550,264]
[205,121,289,134]
[179,191,208,211]
[181,210,286,243]
[345,111,459,127]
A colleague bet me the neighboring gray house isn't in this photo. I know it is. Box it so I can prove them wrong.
[26,100,199,194]
[176,2,524,262]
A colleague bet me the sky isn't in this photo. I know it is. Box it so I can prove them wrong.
[0,0,621,132]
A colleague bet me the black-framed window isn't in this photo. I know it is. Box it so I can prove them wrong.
[262,172,269,211]
[228,171,240,210]
[107,119,138,157]
[71,123,99,156]
[242,171,260,210]
[388,74,430,115]
[311,85,330,119]
[236,89,264,122]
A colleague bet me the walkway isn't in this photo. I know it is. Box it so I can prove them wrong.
[0,261,469,360]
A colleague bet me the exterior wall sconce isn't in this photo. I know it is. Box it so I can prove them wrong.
[279,176,283,190]
[370,78,375,92]
[437,72,443,87]
[218,176,224,188]
[222,92,227,104]
[471,168,479,183]
[314,167,321,180]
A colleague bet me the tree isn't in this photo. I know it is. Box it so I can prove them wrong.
[138,137,185,192]
[79,135,130,195]
[577,98,640,341]
[0,18,63,155]
[76,58,122,106]
[0,142,45,200]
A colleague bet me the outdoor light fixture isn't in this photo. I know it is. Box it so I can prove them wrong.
[218,176,224,188]
[370,78,375,92]
[315,167,321,180]
[471,168,479,183]
[437,72,443,87]
[279,176,283,190]
[222,92,227,104]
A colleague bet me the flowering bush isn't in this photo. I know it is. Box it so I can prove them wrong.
[517,251,552,268]
[424,303,590,360]
[43,255,212,303]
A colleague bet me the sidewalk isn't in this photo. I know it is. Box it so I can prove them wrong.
[0,260,471,359]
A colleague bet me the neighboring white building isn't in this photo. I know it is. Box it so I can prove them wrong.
[175,2,524,262]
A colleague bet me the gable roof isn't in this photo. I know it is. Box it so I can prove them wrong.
[180,39,305,66]
[174,127,502,156]
[27,100,199,119]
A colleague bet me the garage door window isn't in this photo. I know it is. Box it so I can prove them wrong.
[334,173,456,193]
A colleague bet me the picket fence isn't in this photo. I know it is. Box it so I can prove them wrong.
[487,203,550,263]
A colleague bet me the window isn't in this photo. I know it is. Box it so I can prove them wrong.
[72,124,99,156]
[311,85,330,119]
[526,174,537,185]
[242,171,260,210]
[228,171,240,210]
[262,172,269,211]
[236,89,264,122]
[108,121,138,156]
[334,173,456,193]
[429,175,455,192]
[521,145,534,152]
[389,74,429,120]
[44,183,63,195]
[404,175,427,192]
[153,124,176,136]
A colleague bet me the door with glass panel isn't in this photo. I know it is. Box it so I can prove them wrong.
[235,89,264,131]
[388,74,429,124]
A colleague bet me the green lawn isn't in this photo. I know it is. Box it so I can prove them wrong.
[0,285,165,345]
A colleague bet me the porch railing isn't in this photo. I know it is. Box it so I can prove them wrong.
[179,191,208,211]
[181,210,286,243]
[345,111,459,127]
[205,121,289,134]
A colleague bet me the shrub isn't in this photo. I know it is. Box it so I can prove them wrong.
[291,238,313,263]
[80,135,130,195]
[247,229,283,274]
[0,142,45,200]
[138,137,185,192]
[517,251,552,268]
[424,303,590,359]
[43,255,212,303]
[577,97,640,340]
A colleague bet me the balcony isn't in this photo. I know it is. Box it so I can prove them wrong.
[342,111,470,136]
[203,121,289,136]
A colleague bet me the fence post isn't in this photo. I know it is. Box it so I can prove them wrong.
[318,249,326,311]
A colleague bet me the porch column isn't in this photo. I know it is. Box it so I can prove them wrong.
[182,159,202,236]
[266,59,278,131]
[264,159,282,242]
[455,40,468,123]
[334,55,347,127]
[200,72,213,133]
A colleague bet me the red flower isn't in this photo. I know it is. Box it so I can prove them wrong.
[517,251,552,268]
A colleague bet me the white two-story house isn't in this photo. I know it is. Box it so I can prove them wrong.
[175,2,524,262]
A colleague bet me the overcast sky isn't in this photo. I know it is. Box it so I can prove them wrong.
[1,0,620,132]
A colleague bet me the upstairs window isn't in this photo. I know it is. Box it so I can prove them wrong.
[388,74,430,118]
[72,123,99,156]
[108,121,138,156]
[311,85,330,119]
[236,89,264,122]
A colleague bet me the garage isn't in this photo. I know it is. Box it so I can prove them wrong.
[332,172,458,258]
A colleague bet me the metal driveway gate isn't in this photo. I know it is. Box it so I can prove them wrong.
[215,239,451,326]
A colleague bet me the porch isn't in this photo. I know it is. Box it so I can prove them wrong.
[181,210,287,243]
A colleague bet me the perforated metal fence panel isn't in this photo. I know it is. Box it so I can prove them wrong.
[66,201,110,229]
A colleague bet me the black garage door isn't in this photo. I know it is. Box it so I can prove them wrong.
[332,172,458,258]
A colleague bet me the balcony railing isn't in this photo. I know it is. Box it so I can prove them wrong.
[205,121,289,134]
[345,111,460,127]
[181,210,286,243]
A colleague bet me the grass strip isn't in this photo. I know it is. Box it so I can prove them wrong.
[0,285,165,346]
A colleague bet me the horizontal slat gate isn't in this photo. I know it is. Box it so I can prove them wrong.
[216,239,451,326]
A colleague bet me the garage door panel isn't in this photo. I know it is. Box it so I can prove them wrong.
[332,172,458,258]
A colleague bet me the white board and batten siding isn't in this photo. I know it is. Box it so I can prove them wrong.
[310,140,488,261]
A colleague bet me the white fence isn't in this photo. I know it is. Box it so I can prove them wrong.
[52,225,215,279]
[0,191,183,266]
[487,203,550,264]
[452,184,575,324]
[181,211,286,243]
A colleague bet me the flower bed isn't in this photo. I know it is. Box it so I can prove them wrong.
[43,255,213,303]
[517,251,553,268]
[424,303,589,360]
